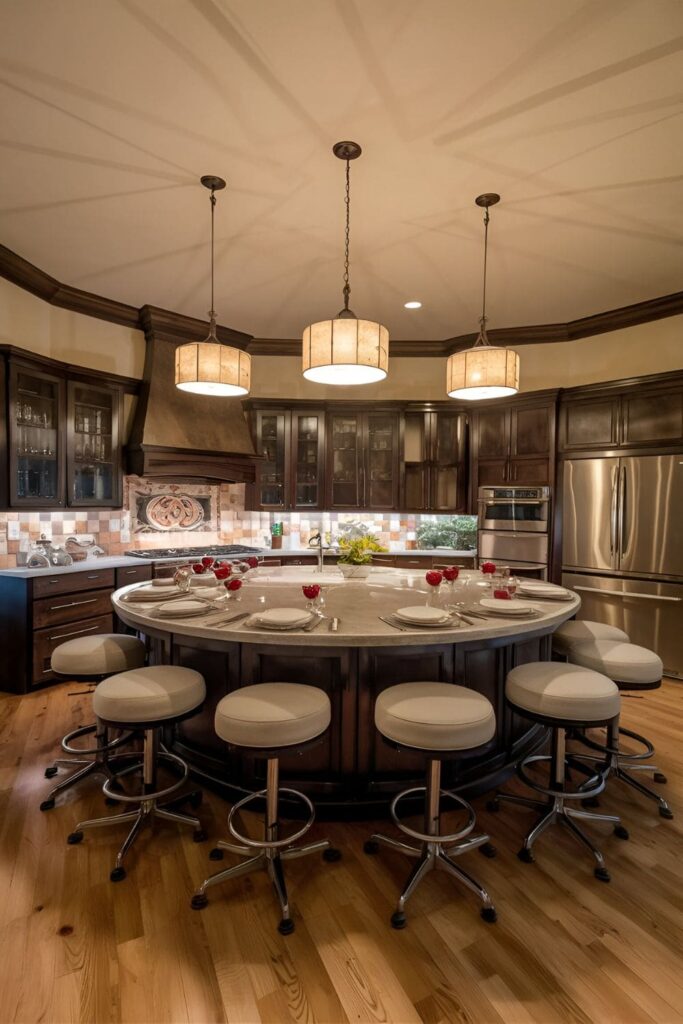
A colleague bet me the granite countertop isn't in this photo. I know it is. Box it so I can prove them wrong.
[271,548,476,558]
[112,567,578,648]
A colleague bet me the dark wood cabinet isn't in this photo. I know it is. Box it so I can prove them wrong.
[403,409,467,512]
[2,353,124,510]
[247,405,325,511]
[470,395,557,501]
[326,408,401,511]
[559,374,683,453]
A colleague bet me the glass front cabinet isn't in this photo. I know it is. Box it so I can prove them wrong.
[249,406,325,511]
[326,409,400,511]
[3,355,123,509]
[403,408,467,513]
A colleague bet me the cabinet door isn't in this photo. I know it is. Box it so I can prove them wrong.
[511,405,552,457]
[290,410,325,510]
[403,411,429,511]
[430,411,466,511]
[9,364,65,508]
[365,411,400,510]
[559,397,619,451]
[622,388,683,446]
[255,410,289,509]
[509,457,550,484]
[327,412,362,508]
[477,458,508,485]
[67,381,121,506]
[475,408,510,458]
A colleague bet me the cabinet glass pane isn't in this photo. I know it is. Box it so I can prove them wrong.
[259,413,287,507]
[433,466,459,510]
[15,372,59,501]
[435,415,461,463]
[367,415,395,508]
[294,414,320,507]
[72,385,115,502]
[331,415,360,507]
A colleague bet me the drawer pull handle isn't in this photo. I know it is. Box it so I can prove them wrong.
[124,569,138,575]
[48,624,99,642]
[573,586,681,602]
[86,575,102,580]
[50,598,98,611]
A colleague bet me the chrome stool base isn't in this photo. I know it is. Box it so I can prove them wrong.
[67,728,205,880]
[365,760,497,927]
[42,719,136,811]
[572,727,673,819]
[191,756,339,934]
[491,721,625,881]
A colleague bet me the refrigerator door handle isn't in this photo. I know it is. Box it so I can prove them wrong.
[618,464,626,561]
[609,466,619,562]
[573,585,682,602]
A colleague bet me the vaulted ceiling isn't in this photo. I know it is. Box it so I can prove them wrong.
[0,0,681,342]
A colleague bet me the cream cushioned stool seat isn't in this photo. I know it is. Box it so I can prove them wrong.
[51,633,145,677]
[506,662,620,721]
[93,665,206,724]
[215,683,331,748]
[375,682,495,751]
[553,620,629,657]
[567,640,663,687]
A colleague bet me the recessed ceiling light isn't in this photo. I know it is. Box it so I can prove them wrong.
[404,300,422,309]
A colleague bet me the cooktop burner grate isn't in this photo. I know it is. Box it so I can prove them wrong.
[125,544,262,559]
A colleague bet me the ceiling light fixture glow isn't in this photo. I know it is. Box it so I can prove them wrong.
[446,194,519,401]
[404,300,422,309]
[175,176,251,397]
[302,142,389,386]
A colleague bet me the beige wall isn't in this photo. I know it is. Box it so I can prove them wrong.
[1,276,681,400]
[0,277,145,379]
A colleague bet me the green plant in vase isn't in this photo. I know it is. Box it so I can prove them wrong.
[337,535,387,578]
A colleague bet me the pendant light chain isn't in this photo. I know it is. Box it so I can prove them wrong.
[342,158,351,312]
[476,204,492,349]
[208,186,217,336]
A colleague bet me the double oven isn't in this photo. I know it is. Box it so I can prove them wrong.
[477,486,551,578]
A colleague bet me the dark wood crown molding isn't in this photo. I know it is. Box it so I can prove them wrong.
[2,243,681,358]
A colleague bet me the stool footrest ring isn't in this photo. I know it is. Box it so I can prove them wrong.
[228,787,315,850]
[517,754,606,801]
[62,724,134,757]
[390,786,476,846]
[101,751,188,804]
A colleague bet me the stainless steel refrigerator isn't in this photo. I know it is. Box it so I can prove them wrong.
[562,455,683,678]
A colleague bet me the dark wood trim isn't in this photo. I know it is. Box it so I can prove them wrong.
[0,344,140,395]
[126,445,256,484]
[2,243,681,358]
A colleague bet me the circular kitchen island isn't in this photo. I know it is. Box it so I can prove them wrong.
[113,567,579,817]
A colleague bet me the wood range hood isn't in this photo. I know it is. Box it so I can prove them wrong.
[127,306,258,484]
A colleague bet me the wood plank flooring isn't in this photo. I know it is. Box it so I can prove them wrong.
[0,680,681,1024]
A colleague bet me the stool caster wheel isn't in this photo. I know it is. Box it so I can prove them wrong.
[191,894,208,910]
[654,772,667,784]
[364,840,379,855]
[209,847,224,862]
[582,797,600,808]
[594,866,610,883]
[278,918,295,936]
[486,799,500,813]
[613,825,629,840]
[193,829,207,843]
[659,806,674,820]
[481,906,497,924]
[40,798,55,812]
[110,867,126,883]
[517,847,535,864]
[44,765,58,779]
[188,791,203,809]
[390,911,406,930]
[67,831,83,845]
[479,842,497,859]
[323,847,342,863]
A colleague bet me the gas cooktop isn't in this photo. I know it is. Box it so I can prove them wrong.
[125,544,262,559]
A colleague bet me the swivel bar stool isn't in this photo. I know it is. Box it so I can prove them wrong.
[567,639,672,819]
[489,662,624,881]
[191,683,340,935]
[552,620,629,658]
[364,682,498,928]
[67,665,207,881]
[41,633,146,811]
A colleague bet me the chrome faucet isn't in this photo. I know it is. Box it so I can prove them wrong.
[309,530,325,574]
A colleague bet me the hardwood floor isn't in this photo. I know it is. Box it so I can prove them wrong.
[0,681,681,1024]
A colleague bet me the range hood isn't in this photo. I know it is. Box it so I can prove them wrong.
[127,306,258,483]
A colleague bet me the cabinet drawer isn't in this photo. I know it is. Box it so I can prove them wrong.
[281,556,318,566]
[33,568,116,599]
[116,564,153,587]
[33,588,113,628]
[33,613,114,685]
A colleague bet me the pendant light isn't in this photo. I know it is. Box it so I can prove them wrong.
[175,175,251,396]
[446,194,519,401]
[302,142,389,385]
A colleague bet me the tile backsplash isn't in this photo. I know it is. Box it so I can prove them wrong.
[0,476,475,567]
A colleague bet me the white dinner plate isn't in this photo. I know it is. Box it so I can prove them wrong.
[395,605,451,626]
[518,583,572,601]
[155,598,214,618]
[254,607,312,628]
[479,598,537,616]
[151,577,176,587]
[124,585,181,602]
